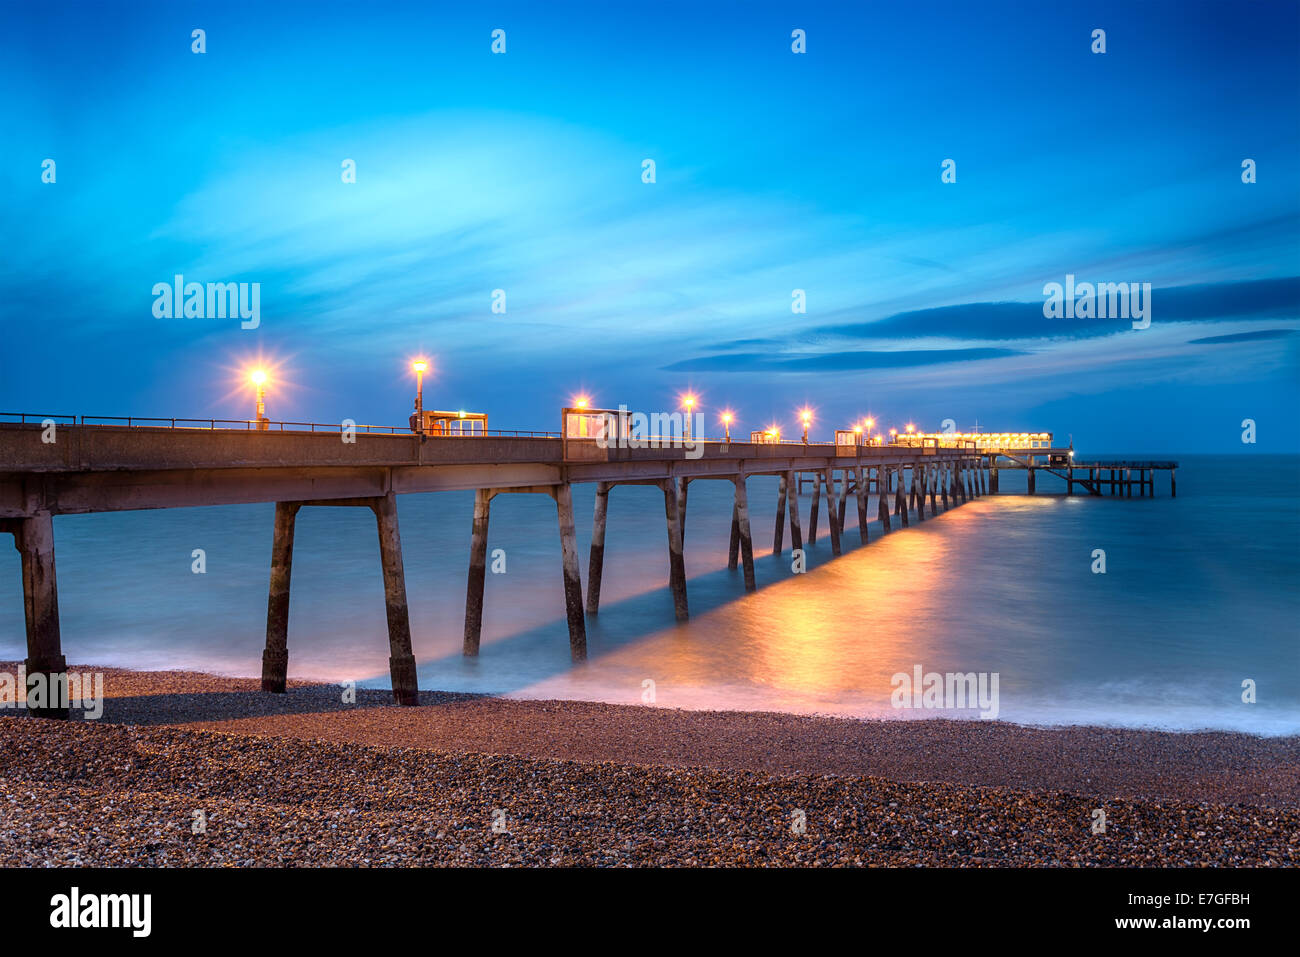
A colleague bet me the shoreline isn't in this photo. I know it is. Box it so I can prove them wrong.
[1,664,1296,866]
[3,663,1298,804]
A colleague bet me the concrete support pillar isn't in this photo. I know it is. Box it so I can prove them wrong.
[990,466,999,493]
[940,463,950,510]
[895,466,910,527]
[822,470,842,557]
[1170,469,1176,498]
[462,489,494,654]
[1027,467,1036,495]
[9,513,68,719]
[837,472,848,534]
[1124,468,1132,498]
[853,466,869,543]
[914,465,926,521]
[1067,468,1074,496]
[371,492,420,705]
[733,476,757,591]
[678,477,690,545]
[661,479,689,621]
[786,470,804,553]
[808,473,821,545]
[552,483,589,657]
[262,501,302,691]
[928,464,938,511]
[980,461,988,495]
[728,503,740,570]
[773,475,787,554]
[877,466,892,532]
[585,482,610,615]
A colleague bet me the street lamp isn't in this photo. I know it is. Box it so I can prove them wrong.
[800,407,813,444]
[409,359,429,434]
[412,358,429,412]
[681,393,697,439]
[250,368,268,430]
[721,410,734,443]
[574,394,590,409]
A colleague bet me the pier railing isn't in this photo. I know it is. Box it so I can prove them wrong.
[0,412,560,438]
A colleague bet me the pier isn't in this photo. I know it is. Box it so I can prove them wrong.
[0,414,1176,717]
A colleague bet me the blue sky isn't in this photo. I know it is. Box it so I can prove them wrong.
[2,0,1298,452]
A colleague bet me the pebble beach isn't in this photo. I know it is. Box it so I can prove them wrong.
[1,665,1296,867]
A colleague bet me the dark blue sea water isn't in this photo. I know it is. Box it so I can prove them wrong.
[1,454,1296,734]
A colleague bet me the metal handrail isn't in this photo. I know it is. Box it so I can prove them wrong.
[0,412,562,438]
[1,413,990,448]
[1073,460,1179,469]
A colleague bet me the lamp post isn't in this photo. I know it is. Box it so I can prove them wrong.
[250,369,268,430]
[409,359,429,435]
[721,410,733,444]
[412,359,428,415]
[800,408,812,444]
[681,393,697,439]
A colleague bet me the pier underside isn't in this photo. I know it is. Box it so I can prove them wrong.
[0,424,1175,716]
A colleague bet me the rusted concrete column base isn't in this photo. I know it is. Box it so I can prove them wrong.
[877,467,892,532]
[262,501,301,692]
[661,479,689,621]
[823,470,842,557]
[9,512,69,718]
[728,502,740,569]
[773,475,787,554]
[837,472,848,535]
[371,492,420,705]
[553,483,588,658]
[586,482,610,616]
[678,477,690,546]
[785,470,804,553]
[808,474,821,545]
[463,489,493,655]
[734,477,756,591]
[854,466,868,543]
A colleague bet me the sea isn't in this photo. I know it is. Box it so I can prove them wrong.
[2,454,1296,735]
